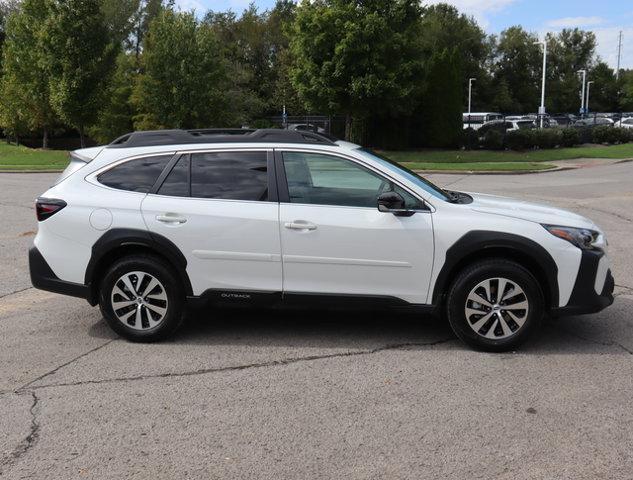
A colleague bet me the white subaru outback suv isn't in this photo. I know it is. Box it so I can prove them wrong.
[29,129,614,351]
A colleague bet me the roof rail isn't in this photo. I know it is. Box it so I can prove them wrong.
[107,128,339,148]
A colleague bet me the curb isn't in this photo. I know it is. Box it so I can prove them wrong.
[413,166,571,175]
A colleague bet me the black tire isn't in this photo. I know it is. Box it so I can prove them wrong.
[99,254,185,342]
[446,259,544,352]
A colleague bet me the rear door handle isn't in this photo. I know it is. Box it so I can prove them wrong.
[284,221,317,231]
[156,213,187,225]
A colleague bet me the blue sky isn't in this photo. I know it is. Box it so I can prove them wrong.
[177,0,632,69]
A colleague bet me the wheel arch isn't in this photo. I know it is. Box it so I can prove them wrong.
[84,228,193,305]
[432,231,559,310]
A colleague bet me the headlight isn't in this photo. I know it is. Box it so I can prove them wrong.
[542,224,600,250]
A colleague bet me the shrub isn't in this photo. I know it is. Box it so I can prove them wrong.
[532,128,563,149]
[575,126,593,144]
[593,126,618,144]
[482,129,504,150]
[561,128,580,147]
[505,129,533,150]
[613,127,633,144]
[460,127,479,150]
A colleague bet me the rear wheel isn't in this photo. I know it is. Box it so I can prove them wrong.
[446,259,544,352]
[99,255,185,342]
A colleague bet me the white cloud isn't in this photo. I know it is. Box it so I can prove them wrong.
[425,0,518,28]
[546,16,605,28]
[593,27,632,70]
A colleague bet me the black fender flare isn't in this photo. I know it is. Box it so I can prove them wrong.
[431,230,559,308]
[84,228,193,304]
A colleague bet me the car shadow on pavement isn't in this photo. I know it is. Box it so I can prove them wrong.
[85,302,631,356]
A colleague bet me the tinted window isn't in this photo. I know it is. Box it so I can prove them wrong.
[282,152,423,209]
[158,155,190,197]
[191,151,268,201]
[98,155,172,193]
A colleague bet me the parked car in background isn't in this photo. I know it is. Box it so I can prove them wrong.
[476,119,535,138]
[463,112,503,130]
[574,117,614,127]
[616,117,633,129]
[287,123,327,134]
[550,114,578,127]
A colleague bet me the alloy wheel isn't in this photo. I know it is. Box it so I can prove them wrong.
[110,271,168,330]
[464,277,529,340]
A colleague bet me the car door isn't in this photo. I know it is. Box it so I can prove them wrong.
[277,149,434,305]
[141,149,282,296]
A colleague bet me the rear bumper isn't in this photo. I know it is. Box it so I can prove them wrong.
[552,249,614,317]
[29,247,89,300]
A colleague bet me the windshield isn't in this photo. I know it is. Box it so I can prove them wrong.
[355,148,450,201]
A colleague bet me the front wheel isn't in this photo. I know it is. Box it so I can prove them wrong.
[99,255,185,342]
[446,259,544,352]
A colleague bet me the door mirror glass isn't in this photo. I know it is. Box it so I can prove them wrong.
[377,191,415,216]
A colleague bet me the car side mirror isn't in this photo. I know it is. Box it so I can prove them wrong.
[377,191,415,217]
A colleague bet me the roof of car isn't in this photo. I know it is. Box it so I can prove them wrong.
[107,128,339,149]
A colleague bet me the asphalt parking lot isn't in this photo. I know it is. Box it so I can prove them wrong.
[1,162,633,479]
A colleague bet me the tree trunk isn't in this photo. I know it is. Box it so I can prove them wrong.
[79,125,85,148]
[42,127,49,149]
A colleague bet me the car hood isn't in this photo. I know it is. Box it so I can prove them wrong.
[467,192,597,229]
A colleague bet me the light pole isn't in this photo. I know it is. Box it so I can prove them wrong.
[535,40,547,128]
[578,69,587,116]
[586,81,594,114]
[467,78,476,127]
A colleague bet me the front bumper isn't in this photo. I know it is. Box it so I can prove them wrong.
[552,249,614,317]
[29,246,89,300]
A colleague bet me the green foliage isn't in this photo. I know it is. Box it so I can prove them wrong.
[593,126,632,145]
[492,26,541,114]
[88,53,136,143]
[546,29,597,113]
[45,0,118,145]
[0,0,57,147]
[289,0,424,139]
[560,128,580,147]
[504,129,533,150]
[420,48,463,148]
[482,129,504,150]
[133,10,228,129]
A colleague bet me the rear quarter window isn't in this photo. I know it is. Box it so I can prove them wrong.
[97,155,173,193]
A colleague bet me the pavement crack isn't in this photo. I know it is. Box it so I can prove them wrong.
[16,339,117,392]
[29,337,455,391]
[0,287,33,300]
[615,283,633,295]
[0,391,40,474]
[572,204,633,223]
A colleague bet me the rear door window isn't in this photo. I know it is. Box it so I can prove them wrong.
[190,151,268,201]
[98,155,172,193]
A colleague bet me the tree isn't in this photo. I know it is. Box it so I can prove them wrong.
[289,0,424,142]
[45,0,118,147]
[88,52,136,143]
[586,62,619,113]
[546,28,597,113]
[204,1,298,122]
[419,48,463,148]
[132,10,228,129]
[492,26,541,113]
[418,4,493,111]
[0,0,57,148]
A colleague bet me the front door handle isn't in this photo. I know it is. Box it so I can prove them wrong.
[284,221,317,231]
[156,213,187,225]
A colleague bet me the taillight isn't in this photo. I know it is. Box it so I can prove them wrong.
[35,198,67,221]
